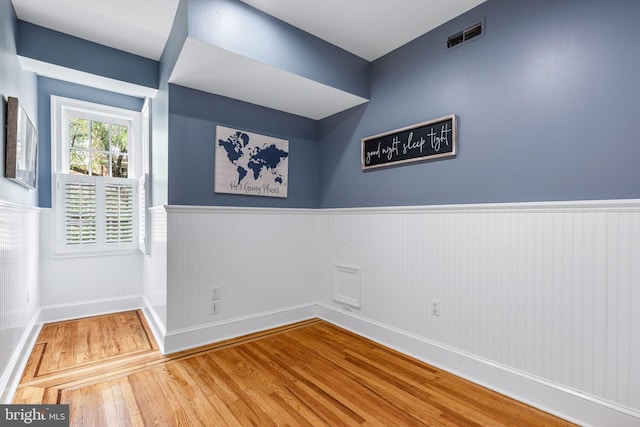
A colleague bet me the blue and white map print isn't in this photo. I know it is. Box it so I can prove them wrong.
[214,125,289,198]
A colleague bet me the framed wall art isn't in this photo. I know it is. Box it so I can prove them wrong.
[361,114,456,170]
[5,96,38,189]
[215,125,289,198]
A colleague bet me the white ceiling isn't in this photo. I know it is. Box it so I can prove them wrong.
[240,0,487,61]
[11,0,486,118]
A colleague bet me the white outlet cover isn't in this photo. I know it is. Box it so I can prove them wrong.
[431,300,441,316]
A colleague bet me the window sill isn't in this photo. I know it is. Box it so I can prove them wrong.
[52,247,143,259]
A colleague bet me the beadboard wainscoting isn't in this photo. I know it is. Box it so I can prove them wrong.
[319,200,640,425]
[0,202,40,403]
[164,205,322,352]
[38,209,144,322]
[164,200,640,425]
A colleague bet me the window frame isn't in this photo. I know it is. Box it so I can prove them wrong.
[51,96,143,256]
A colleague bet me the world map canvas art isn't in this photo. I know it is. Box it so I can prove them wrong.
[215,125,289,198]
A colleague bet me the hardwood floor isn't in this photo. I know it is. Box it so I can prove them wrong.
[14,311,575,426]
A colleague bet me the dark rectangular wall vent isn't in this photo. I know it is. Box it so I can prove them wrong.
[447,20,484,49]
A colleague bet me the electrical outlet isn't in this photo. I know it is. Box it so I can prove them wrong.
[211,287,220,300]
[431,300,441,316]
[210,300,219,315]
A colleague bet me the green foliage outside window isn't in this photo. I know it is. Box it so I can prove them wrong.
[69,117,129,177]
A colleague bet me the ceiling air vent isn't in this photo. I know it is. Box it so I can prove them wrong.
[447,20,484,49]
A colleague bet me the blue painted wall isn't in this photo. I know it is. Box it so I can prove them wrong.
[9,0,640,209]
[318,0,640,207]
[37,77,145,208]
[17,21,159,90]
[0,1,38,207]
[168,84,319,208]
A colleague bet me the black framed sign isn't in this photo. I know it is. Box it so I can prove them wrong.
[361,114,457,170]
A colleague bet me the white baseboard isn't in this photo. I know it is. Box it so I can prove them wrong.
[0,310,42,404]
[316,304,640,427]
[163,304,318,354]
[39,296,144,324]
[6,299,639,426]
[140,297,167,355]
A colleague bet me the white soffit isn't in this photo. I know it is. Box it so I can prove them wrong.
[169,38,369,120]
[240,0,488,61]
[19,56,158,98]
[11,0,179,60]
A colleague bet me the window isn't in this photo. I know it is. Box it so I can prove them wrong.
[52,96,144,255]
[68,117,130,177]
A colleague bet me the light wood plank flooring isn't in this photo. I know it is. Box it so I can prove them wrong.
[14,311,575,426]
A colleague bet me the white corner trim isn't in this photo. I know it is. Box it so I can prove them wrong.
[0,309,42,404]
[316,304,640,427]
[140,298,167,355]
[148,205,167,214]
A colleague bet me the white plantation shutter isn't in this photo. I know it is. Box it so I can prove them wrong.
[57,174,138,253]
[105,183,134,244]
[64,180,97,245]
[138,175,147,253]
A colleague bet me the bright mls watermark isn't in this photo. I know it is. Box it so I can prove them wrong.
[1,405,69,426]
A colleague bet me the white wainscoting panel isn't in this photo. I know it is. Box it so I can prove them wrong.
[126,201,640,423]
[320,200,640,417]
[165,206,321,334]
[0,201,40,403]
[38,209,143,321]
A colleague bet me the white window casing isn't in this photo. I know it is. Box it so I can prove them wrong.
[51,96,145,256]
